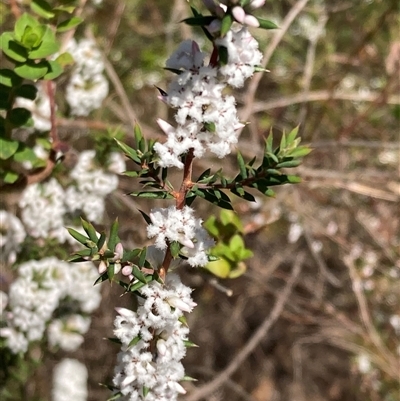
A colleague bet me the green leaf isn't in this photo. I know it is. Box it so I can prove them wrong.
[138,209,152,225]
[43,60,63,80]
[14,13,40,41]
[30,0,55,19]
[8,107,31,127]
[108,219,119,251]
[132,265,147,284]
[15,84,38,100]
[107,337,122,345]
[286,125,299,145]
[279,131,287,151]
[67,227,89,245]
[0,138,19,159]
[264,152,279,164]
[265,130,274,153]
[128,279,148,293]
[0,32,28,62]
[56,16,83,32]
[286,175,302,183]
[93,271,108,285]
[97,231,107,250]
[204,121,216,132]
[228,261,247,279]
[115,139,140,163]
[21,25,46,49]
[0,69,23,87]
[205,258,231,278]
[237,151,247,178]
[13,144,37,163]
[276,159,302,168]
[128,335,141,348]
[170,241,181,258]
[138,247,147,268]
[218,45,228,66]
[288,146,312,158]
[107,392,123,401]
[122,249,141,263]
[107,263,115,281]
[81,219,99,243]
[130,191,174,199]
[14,60,49,80]
[3,171,19,183]
[183,340,199,348]
[55,51,74,67]
[229,234,245,254]
[28,27,59,59]
[230,187,256,202]
[221,13,233,36]
[181,16,216,26]
[256,18,279,30]
[0,86,11,109]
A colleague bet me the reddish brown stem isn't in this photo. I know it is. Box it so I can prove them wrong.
[160,148,195,280]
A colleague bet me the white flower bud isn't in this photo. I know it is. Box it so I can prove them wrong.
[98,260,107,274]
[121,265,133,276]
[156,339,167,356]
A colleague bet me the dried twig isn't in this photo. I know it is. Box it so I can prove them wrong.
[185,253,305,401]
[239,0,311,127]
[250,90,400,113]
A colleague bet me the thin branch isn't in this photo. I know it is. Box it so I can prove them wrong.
[250,90,400,113]
[86,30,138,129]
[185,253,305,401]
[59,0,88,53]
[239,0,310,127]
[344,256,397,372]
[298,7,328,125]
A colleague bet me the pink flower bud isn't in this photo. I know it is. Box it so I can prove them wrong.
[114,243,124,260]
[121,265,133,276]
[250,0,266,9]
[167,296,197,313]
[115,307,136,318]
[232,6,246,24]
[157,118,175,136]
[243,14,260,27]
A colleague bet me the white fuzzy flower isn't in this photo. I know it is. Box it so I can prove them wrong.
[0,211,26,265]
[66,38,108,116]
[216,27,263,87]
[19,178,66,239]
[52,359,88,401]
[1,258,101,354]
[113,274,194,400]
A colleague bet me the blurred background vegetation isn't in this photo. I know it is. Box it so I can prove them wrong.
[1,0,399,400]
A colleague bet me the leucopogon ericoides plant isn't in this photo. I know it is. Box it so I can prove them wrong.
[67,2,311,400]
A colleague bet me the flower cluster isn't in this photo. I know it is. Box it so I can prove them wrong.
[0,211,26,265]
[19,151,125,241]
[52,358,88,401]
[19,177,66,241]
[113,274,196,401]
[0,257,101,354]
[154,26,262,168]
[147,205,214,267]
[66,38,109,116]
[65,150,124,222]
